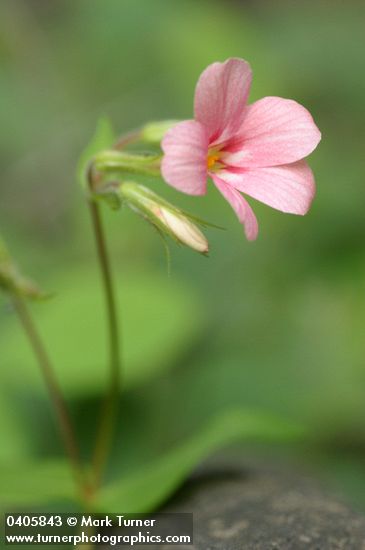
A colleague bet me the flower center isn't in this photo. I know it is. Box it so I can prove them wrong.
[207,154,219,169]
[207,149,222,171]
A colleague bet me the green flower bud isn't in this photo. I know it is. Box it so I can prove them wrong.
[0,237,47,300]
[93,150,161,179]
[141,121,180,145]
[119,182,209,254]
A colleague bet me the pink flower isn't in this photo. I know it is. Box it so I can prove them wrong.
[161,58,321,240]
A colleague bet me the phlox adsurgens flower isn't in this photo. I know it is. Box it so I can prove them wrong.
[161,58,321,240]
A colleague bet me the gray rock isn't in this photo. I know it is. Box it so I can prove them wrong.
[156,465,365,550]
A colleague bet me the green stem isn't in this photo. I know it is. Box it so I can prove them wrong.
[87,128,141,493]
[11,294,88,503]
[113,129,141,150]
[89,198,121,490]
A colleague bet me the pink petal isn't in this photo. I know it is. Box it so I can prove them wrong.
[161,120,208,195]
[212,175,258,241]
[194,58,252,144]
[218,160,315,215]
[222,96,321,168]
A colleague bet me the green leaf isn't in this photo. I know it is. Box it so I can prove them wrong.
[0,267,205,396]
[77,117,115,189]
[0,460,75,511]
[99,409,305,513]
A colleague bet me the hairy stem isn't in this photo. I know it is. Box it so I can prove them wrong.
[12,295,88,502]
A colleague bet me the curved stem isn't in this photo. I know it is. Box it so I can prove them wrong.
[113,129,141,150]
[11,295,88,502]
[87,128,141,492]
[89,199,121,490]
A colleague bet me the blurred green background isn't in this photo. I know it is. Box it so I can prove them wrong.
[1,0,365,513]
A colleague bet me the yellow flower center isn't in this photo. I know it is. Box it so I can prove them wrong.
[207,152,220,170]
[207,154,219,169]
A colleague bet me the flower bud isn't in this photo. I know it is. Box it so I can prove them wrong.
[93,150,161,178]
[141,120,180,144]
[157,207,209,253]
[0,237,46,300]
[119,182,209,254]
